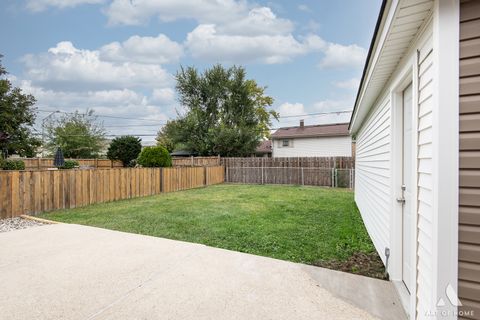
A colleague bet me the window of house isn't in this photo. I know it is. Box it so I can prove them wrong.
[282,139,290,147]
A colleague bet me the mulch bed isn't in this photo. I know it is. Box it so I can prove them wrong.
[314,252,387,280]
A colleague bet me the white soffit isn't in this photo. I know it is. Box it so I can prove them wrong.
[350,0,434,134]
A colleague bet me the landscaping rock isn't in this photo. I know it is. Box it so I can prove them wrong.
[0,217,46,233]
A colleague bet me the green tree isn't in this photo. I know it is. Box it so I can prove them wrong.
[156,120,180,152]
[137,146,172,167]
[45,110,106,158]
[159,65,278,156]
[0,54,41,157]
[107,135,142,167]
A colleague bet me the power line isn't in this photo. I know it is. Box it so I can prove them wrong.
[36,109,168,123]
[277,110,352,119]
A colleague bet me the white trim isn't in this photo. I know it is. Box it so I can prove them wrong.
[351,0,397,131]
[389,62,418,318]
[430,1,459,319]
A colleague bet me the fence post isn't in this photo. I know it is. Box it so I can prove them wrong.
[331,168,335,188]
[335,169,338,188]
[261,166,264,184]
[160,168,164,192]
[301,167,304,185]
[191,156,194,167]
[204,166,207,186]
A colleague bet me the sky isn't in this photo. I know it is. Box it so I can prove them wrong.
[0,0,381,145]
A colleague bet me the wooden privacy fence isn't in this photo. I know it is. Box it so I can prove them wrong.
[221,157,355,169]
[20,158,123,169]
[0,166,224,219]
[19,157,221,169]
[225,167,354,189]
[172,156,221,167]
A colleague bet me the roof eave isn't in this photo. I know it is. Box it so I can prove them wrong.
[271,133,350,139]
[349,0,389,135]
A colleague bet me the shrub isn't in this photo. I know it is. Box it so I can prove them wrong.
[1,159,25,170]
[59,160,79,169]
[107,136,142,167]
[137,146,172,168]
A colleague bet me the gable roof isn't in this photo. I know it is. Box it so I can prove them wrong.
[271,123,350,139]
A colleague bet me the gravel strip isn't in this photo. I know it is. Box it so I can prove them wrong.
[0,217,46,233]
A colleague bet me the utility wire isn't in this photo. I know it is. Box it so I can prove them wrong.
[36,109,168,123]
[277,110,352,118]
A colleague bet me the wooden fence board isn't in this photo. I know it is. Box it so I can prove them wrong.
[0,166,224,218]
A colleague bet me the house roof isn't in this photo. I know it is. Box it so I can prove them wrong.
[271,123,350,139]
[170,150,198,157]
[256,140,272,153]
[349,0,434,134]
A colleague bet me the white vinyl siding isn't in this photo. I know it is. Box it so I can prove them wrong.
[354,96,391,264]
[272,136,351,157]
[416,31,434,318]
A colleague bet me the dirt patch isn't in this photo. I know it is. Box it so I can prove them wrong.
[314,252,387,280]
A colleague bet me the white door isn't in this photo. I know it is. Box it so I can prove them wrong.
[402,83,413,293]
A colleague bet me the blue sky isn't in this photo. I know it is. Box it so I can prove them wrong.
[0,0,381,143]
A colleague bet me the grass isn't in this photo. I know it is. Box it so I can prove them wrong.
[41,184,382,276]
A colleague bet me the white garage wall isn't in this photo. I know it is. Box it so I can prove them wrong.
[354,96,391,264]
[272,136,352,157]
[416,27,434,319]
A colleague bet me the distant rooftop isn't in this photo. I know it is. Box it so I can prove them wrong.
[256,140,272,153]
[271,122,350,139]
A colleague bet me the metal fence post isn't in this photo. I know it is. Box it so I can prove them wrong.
[301,167,304,185]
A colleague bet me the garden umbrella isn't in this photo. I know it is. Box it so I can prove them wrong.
[53,147,65,167]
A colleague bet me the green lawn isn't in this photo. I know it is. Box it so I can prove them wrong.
[41,184,382,276]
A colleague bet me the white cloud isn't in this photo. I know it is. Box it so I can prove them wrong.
[26,0,105,12]
[333,78,360,90]
[218,7,293,36]
[151,88,176,104]
[22,41,172,91]
[298,4,311,12]
[276,102,306,117]
[319,43,367,68]
[99,34,183,64]
[185,24,308,64]
[106,0,248,26]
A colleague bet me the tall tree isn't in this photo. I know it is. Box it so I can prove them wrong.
[45,110,106,158]
[160,65,278,156]
[107,135,142,167]
[0,54,41,157]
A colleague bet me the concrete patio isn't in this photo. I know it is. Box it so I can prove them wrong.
[0,223,406,320]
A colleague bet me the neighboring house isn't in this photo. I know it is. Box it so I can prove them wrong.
[254,140,272,157]
[349,1,479,319]
[271,121,352,157]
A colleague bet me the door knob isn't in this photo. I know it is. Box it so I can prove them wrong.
[396,197,405,204]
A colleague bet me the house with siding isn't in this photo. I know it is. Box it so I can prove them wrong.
[349,0,479,319]
[271,121,352,157]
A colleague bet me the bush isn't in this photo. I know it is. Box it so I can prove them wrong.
[107,136,142,167]
[1,159,25,170]
[59,160,79,169]
[137,146,172,168]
